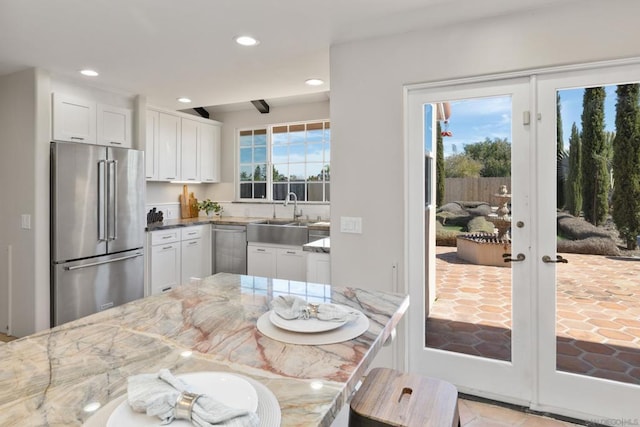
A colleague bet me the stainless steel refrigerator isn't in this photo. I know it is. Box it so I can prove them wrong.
[50,141,145,326]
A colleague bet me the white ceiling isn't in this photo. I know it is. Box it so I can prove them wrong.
[0,0,575,113]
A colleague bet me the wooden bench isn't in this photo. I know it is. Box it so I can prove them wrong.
[349,368,460,427]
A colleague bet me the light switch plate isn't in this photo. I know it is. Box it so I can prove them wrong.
[340,216,362,234]
[21,214,31,230]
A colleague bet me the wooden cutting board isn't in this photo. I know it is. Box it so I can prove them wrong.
[180,185,191,218]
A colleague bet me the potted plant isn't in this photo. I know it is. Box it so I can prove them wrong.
[197,199,223,217]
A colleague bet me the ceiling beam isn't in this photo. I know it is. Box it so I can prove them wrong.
[251,99,270,114]
[193,107,210,119]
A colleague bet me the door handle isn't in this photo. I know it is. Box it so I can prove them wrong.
[503,253,525,262]
[64,252,143,271]
[542,255,568,264]
[97,160,107,241]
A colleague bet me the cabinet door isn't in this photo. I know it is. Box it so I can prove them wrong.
[181,238,204,284]
[145,110,159,179]
[247,245,276,278]
[158,112,180,181]
[200,123,221,182]
[150,242,181,295]
[180,118,200,181]
[97,104,132,147]
[276,248,306,281]
[306,252,331,284]
[52,93,96,144]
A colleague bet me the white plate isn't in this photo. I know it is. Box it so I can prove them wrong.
[106,372,258,427]
[269,310,347,333]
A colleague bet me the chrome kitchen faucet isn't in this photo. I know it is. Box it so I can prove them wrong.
[283,192,302,220]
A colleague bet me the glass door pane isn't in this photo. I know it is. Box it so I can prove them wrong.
[556,85,640,385]
[426,96,514,362]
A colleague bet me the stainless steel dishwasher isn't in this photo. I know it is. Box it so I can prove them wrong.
[211,225,247,274]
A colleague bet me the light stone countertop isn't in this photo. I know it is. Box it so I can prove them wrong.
[147,216,331,232]
[0,273,408,427]
[303,237,331,253]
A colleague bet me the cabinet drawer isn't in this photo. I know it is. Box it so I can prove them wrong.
[181,225,206,240]
[151,229,180,245]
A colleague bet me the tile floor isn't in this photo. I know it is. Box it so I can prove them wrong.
[428,246,640,385]
[0,332,16,343]
[459,398,583,426]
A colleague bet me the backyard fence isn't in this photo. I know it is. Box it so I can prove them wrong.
[443,177,511,205]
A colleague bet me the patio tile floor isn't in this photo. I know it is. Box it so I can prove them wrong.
[427,246,640,385]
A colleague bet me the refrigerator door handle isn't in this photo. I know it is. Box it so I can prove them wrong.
[63,252,143,271]
[107,160,118,241]
[98,160,107,242]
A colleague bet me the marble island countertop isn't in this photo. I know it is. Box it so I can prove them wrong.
[0,273,408,426]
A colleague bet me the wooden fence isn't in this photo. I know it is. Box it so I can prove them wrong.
[443,177,511,204]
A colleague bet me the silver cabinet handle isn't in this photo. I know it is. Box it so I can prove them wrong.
[64,252,143,271]
[286,251,296,255]
[70,136,84,140]
[256,248,266,252]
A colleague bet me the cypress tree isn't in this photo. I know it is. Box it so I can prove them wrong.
[557,93,565,209]
[612,84,640,249]
[581,87,609,226]
[565,123,582,217]
[436,121,445,207]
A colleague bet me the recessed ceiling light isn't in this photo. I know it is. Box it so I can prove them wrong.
[177,97,192,103]
[80,69,99,77]
[235,35,259,46]
[305,78,324,86]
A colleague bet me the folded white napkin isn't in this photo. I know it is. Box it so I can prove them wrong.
[272,295,360,322]
[127,369,259,427]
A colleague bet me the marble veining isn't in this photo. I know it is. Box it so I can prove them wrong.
[0,273,408,427]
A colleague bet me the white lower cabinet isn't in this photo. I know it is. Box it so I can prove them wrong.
[276,248,306,281]
[149,225,211,296]
[149,229,181,295]
[306,252,331,284]
[247,245,276,278]
[247,244,305,281]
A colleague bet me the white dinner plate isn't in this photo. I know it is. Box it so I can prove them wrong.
[269,310,348,333]
[106,372,258,427]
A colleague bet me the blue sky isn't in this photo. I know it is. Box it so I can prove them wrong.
[426,85,617,157]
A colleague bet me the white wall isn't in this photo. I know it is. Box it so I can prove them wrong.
[146,100,332,220]
[329,0,640,367]
[0,68,51,336]
[0,70,138,336]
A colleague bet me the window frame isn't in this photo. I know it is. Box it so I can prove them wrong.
[236,119,330,203]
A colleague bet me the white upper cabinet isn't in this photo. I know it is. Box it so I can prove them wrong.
[157,112,180,181]
[145,107,222,182]
[52,93,133,148]
[145,110,159,179]
[200,122,221,183]
[180,118,200,181]
[97,104,132,147]
[52,93,97,144]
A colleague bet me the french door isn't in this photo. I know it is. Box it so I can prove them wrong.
[406,60,640,422]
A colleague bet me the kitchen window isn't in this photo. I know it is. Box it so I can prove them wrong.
[238,120,330,202]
